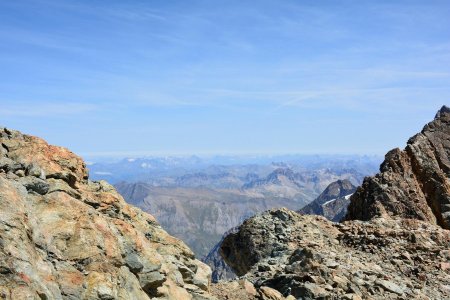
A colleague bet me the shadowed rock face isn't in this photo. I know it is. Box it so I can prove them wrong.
[203,227,238,283]
[0,128,215,300]
[345,105,450,229]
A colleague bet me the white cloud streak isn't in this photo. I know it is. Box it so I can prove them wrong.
[0,102,97,117]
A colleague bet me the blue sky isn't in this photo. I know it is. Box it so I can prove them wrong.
[0,0,449,156]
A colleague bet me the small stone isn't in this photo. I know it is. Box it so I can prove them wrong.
[401,252,411,260]
[0,157,22,172]
[192,263,211,291]
[293,282,328,299]
[26,164,46,179]
[19,177,49,195]
[15,169,25,177]
[239,279,257,296]
[273,210,290,221]
[376,280,406,295]
[97,284,115,300]
[258,264,271,272]
[343,293,362,300]
[332,275,349,289]
[124,253,143,274]
[178,265,195,283]
[439,262,450,271]
[139,271,165,294]
[259,286,284,300]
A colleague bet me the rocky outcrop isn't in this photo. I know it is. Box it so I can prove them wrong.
[220,208,450,299]
[345,105,450,229]
[205,181,356,284]
[0,128,215,299]
[216,106,450,300]
[299,179,356,222]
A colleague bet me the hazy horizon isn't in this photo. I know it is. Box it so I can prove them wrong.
[82,152,384,165]
[1,1,449,156]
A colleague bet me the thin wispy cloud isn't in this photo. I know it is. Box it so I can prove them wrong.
[0,102,97,117]
[0,0,449,155]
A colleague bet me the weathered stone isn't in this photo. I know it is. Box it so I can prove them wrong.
[192,263,212,291]
[97,284,115,300]
[47,178,81,199]
[440,262,450,271]
[124,253,144,274]
[375,280,406,295]
[18,176,49,195]
[0,127,217,300]
[259,286,284,300]
[0,157,22,172]
[26,163,46,179]
[240,279,257,297]
[14,169,25,177]
[139,271,166,294]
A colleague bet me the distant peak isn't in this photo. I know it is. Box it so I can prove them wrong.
[273,167,293,174]
[435,105,450,119]
[335,179,353,185]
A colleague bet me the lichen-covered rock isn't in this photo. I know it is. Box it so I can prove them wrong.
[0,127,216,299]
[345,105,450,229]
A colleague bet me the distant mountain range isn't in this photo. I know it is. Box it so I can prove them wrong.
[113,161,379,259]
[88,153,381,269]
[87,154,381,184]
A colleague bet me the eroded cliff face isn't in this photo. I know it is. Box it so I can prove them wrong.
[345,105,450,229]
[0,128,215,299]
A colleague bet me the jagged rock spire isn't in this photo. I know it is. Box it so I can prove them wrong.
[345,106,450,229]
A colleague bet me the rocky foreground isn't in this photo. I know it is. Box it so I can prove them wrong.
[0,128,215,299]
[214,106,450,300]
[206,179,357,284]
[218,209,450,299]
